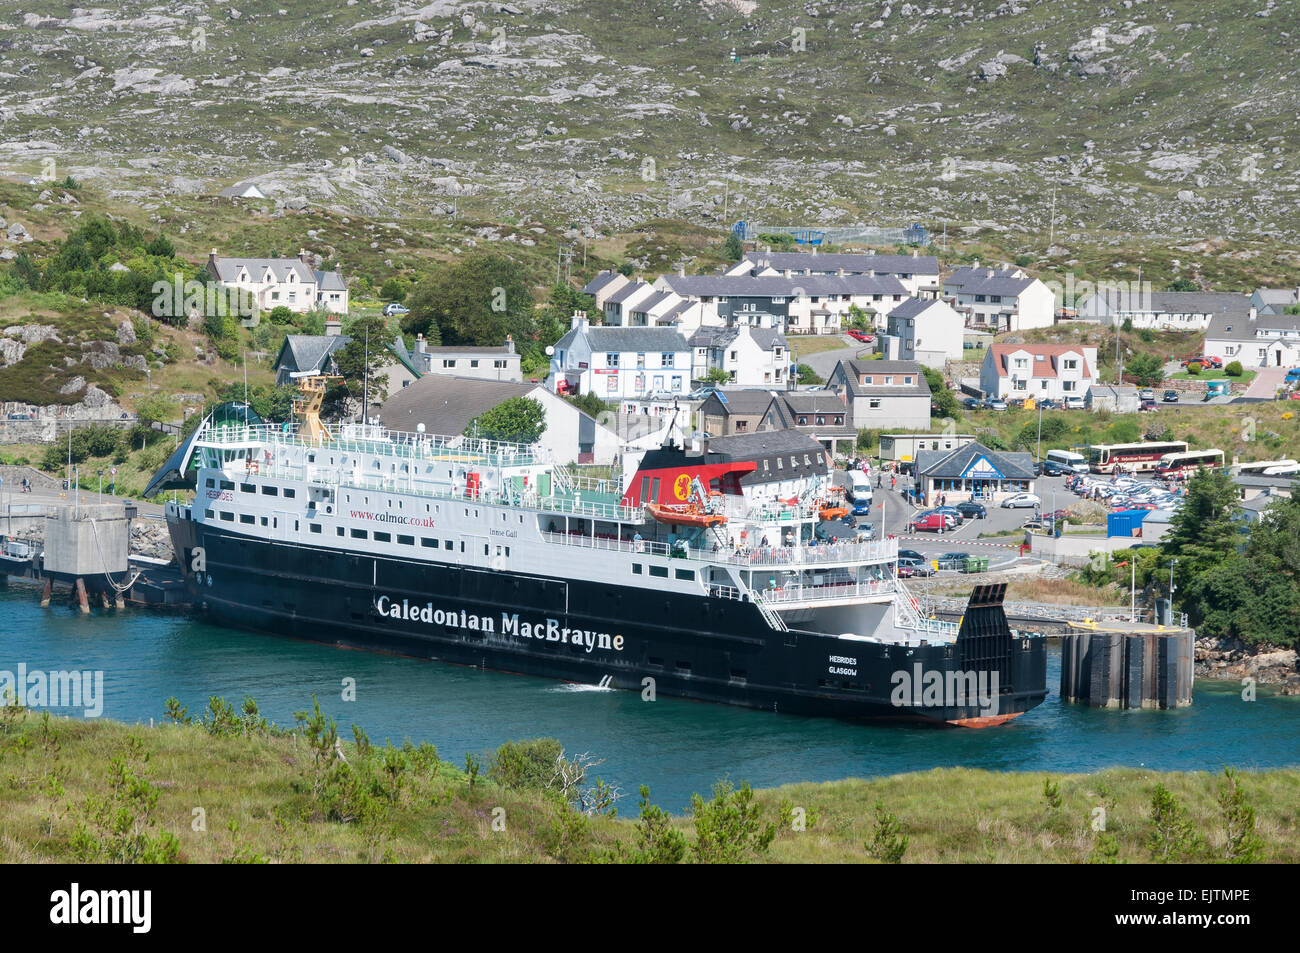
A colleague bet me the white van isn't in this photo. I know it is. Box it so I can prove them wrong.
[847,471,873,503]
[1046,449,1089,475]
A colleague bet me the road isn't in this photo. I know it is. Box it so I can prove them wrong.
[1244,366,1288,399]
[795,334,859,380]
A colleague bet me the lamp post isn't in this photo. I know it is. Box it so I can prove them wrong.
[1169,558,1178,603]
[1036,399,1043,463]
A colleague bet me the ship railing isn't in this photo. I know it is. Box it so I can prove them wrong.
[757,580,897,605]
[540,532,898,568]
[197,422,547,468]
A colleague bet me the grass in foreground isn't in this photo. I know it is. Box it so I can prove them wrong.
[0,704,1295,864]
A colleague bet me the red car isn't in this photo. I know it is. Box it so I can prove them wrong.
[906,513,948,533]
[847,330,870,342]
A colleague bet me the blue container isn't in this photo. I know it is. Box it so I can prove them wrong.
[1107,508,1149,538]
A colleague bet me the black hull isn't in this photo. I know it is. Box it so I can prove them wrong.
[170,520,1048,725]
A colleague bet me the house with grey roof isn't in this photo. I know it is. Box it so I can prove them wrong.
[377,375,619,465]
[726,250,942,298]
[1204,307,1300,370]
[826,359,932,431]
[914,441,1037,507]
[550,315,692,401]
[657,272,910,335]
[581,270,632,311]
[1076,289,1250,330]
[1250,286,1300,315]
[273,330,422,400]
[942,262,1053,332]
[407,334,522,382]
[697,388,778,437]
[762,390,857,455]
[603,280,660,326]
[688,325,791,387]
[208,249,349,316]
[882,297,964,367]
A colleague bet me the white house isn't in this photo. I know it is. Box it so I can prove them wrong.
[1077,290,1250,330]
[217,181,268,200]
[405,335,523,382]
[379,375,620,466]
[726,250,942,298]
[688,326,790,387]
[881,297,964,368]
[602,280,659,326]
[826,359,932,431]
[656,273,910,335]
[1205,308,1300,369]
[980,344,1097,401]
[207,249,349,316]
[943,263,1053,332]
[550,317,692,400]
[581,271,632,312]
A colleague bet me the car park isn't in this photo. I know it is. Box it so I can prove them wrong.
[955,501,986,520]
[1000,492,1041,509]
[1162,390,1179,402]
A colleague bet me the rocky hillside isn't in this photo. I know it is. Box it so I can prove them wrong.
[1,0,1297,241]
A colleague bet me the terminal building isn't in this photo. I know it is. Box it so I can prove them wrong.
[913,442,1036,506]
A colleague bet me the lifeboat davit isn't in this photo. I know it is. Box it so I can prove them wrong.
[644,502,728,527]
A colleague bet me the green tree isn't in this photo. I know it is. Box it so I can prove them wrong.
[563,392,611,419]
[465,396,547,444]
[866,802,909,863]
[920,365,959,420]
[379,277,408,303]
[134,394,177,429]
[796,363,823,385]
[327,315,397,417]
[1126,353,1165,387]
[626,786,687,864]
[1218,767,1265,863]
[702,367,732,385]
[489,738,564,792]
[403,254,536,352]
[1162,469,1243,588]
[723,233,744,261]
[1146,783,1203,862]
[690,780,776,864]
[145,234,174,258]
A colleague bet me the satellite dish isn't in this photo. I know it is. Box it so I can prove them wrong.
[545,345,555,356]
[417,423,426,433]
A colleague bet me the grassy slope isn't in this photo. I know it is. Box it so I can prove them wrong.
[0,710,1295,864]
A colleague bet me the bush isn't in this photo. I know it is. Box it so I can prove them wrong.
[1186,362,1201,376]
[1224,361,1243,377]
[1014,254,1033,267]
[489,738,563,792]
[796,363,823,385]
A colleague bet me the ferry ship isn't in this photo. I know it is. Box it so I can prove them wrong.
[146,380,1046,726]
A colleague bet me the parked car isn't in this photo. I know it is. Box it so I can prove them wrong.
[931,506,965,524]
[1037,398,1059,410]
[987,398,1009,411]
[1022,518,1053,534]
[1040,460,1067,476]
[855,521,875,537]
[1285,368,1300,383]
[955,501,986,520]
[1140,399,1158,412]
[847,329,870,342]
[937,551,971,570]
[1000,492,1041,509]
[896,560,934,578]
[962,397,981,411]
[382,303,410,316]
[1162,389,1179,402]
[907,513,949,532]
[1063,395,1086,410]
[916,509,958,528]
[851,501,872,516]
[897,549,925,563]
[1139,388,1155,401]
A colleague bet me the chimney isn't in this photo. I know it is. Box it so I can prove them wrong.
[912,249,918,258]
[324,317,342,337]
[1249,306,1258,321]
[571,309,588,331]
[415,333,426,355]
[505,334,515,354]
[972,258,980,269]
[298,248,309,264]
[209,248,218,267]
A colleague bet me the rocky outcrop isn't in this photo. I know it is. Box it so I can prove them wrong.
[1194,636,1299,692]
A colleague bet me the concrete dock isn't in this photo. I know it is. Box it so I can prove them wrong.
[1060,620,1194,709]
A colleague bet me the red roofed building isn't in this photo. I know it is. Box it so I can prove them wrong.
[979,343,1098,402]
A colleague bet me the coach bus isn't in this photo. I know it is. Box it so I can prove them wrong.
[1086,441,1189,474]
[1155,448,1225,477]
[1233,459,1300,477]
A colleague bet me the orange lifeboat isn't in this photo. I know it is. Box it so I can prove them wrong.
[645,501,728,528]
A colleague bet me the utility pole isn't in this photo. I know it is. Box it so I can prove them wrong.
[1036,400,1043,462]
[1048,183,1057,250]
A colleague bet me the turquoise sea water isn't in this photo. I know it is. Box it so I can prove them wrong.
[2,582,1296,810]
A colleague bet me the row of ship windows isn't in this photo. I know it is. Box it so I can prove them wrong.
[207,509,510,557]
[631,562,694,582]
[206,477,527,525]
